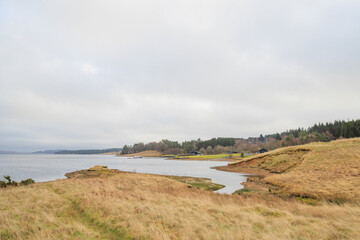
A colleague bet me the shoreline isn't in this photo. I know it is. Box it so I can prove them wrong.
[64,166,226,192]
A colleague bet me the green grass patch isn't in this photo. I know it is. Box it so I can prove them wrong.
[189,182,225,191]
[234,188,252,194]
[0,229,14,240]
[254,207,282,217]
[73,231,86,239]
[297,197,319,206]
[174,153,244,160]
[167,176,225,191]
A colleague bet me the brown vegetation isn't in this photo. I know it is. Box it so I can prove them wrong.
[1,170,360,239]
[65,166,225,192]
[224,138,360,202]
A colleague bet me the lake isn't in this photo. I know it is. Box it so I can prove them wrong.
[0,154,248,194]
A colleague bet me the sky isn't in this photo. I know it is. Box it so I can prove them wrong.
[1,1,360,151]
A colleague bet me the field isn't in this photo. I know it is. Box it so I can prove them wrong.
[1,139,360,239]
[219,138,360,202]
[1,170,360,240]
[172,153,245,161]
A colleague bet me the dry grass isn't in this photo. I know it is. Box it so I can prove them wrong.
[65,167,225,192]
[227,138,360,202]
[118,150,163,157]
[1,171,360,240]
[2,139,360,239]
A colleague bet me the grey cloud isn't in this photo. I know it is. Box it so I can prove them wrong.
[1,0,360,151]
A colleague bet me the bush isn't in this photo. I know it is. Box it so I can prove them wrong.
[4,175,11,183]
[4,175,18,186]
[0,176,35,188]
[20,178,35,186]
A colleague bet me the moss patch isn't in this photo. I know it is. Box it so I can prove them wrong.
[234,188,252,195]
[166,176,225,191]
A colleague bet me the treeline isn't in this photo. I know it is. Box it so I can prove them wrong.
[284,120,360,139]
[242,119,360,152]
[121,119,360,155]
[121,137,236,155]
[55,148,122,154]
[266,119,360,144]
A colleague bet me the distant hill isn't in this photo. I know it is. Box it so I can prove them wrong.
[32,150,65,154]
[0,150,27,154]
[54,148,122,154]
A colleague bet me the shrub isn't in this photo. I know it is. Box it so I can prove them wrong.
[0,176,35,188]
[3,175,18,186]
[20,178,35,186]
[4,175,11,183]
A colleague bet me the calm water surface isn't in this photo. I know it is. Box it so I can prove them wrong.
[0,154,247,194]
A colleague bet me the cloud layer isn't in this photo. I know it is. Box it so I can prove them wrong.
[1,1,360,151]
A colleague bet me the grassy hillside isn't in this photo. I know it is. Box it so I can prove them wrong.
[224,138,360,202]
[1,169,360,239]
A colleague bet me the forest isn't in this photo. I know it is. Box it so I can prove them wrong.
[121,119,360,155]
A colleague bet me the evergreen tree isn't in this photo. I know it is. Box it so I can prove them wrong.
[122,145,130,154]
[259,134,265,142]
[275,133,282,141]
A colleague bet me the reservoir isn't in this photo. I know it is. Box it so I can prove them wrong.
[0,154,247,194]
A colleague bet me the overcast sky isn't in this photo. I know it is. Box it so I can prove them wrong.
[1,1,360,151]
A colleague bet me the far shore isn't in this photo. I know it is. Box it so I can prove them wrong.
[118,150,248,162]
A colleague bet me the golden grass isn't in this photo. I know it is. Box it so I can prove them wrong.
[1,172,360,239]
[88,165,109,171]
[2,139,360,239]
[65,166,225,192]
[118,150,163,157]
[228,138,360,201]
[174,153,244,161]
